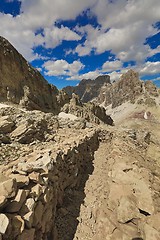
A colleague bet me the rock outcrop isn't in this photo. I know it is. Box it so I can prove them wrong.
[61,93,113,125]
[0,36,62,113]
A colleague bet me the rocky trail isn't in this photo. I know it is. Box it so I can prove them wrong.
[55,122,160,240]
[73,138,112,240]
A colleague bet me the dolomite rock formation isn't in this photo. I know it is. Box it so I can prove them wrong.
[63,75,111,102]
[95,70,160,108]
[64,70,159,109]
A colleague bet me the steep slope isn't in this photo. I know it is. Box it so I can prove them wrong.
[0,36,61,112]
[63,75,111,102]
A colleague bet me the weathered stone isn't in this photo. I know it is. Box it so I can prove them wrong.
[142,223,160,240]
[117,196,140,223]
[0,36,60,112]
[10,122,35,143]
[19,198,35,216]
[11,215,24,237]
[0,178,17,199]
[29,171,41,183]
[0,116,14,133]
[30,184,43,201]
[62,94,113,125]
[5,189,28,213]
[0,196,7,208]
[33,201,44,227]
[17,228,35,240]
[146,213,160,232]
[63,75,111,103]
[15,150,52,174]
[12,174,29,188]
[0,214,9,234]
[23,211,34,229]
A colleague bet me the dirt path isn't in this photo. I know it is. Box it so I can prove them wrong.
[73,140,111,240]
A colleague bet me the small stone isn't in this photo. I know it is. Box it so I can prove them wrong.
[29,172,41,183]
[23,211,34,229]
[0,214,9,234]
[30,184,43,201]
[0,116,14,133]
[17,228,35,240]
[19,198,35,216]
[117,196,140,223]
[12,215,24,236]
[33,201,44,226]
[0,178,17,199]
[5,189,28,213]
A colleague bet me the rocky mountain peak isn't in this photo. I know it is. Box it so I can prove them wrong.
[63,74,111,102]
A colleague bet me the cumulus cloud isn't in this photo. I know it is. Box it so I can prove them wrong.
[109,71,122,82]
[74,21,158,62]
[43,59,84,77]
[43,26,81,49]
[73,0,160,62]
[0,0,160,80]
[102,60,122,72]
[0,0,96,60]
[140,61,160,75]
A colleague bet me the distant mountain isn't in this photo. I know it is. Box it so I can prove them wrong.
[63,75,111,102]
[0,36,62,113]
[64,70,159,108]
[95,70,159,108]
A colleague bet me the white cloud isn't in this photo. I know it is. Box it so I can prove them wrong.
[109,71,122,82]
[74,21,158,62]
[140,61,160,75]
[102,60,122,72]
[67,70,100,80]
[0,0,96,60]
[73,0,160,62]
[20,0,97,30]
[0,0,160,79]
[75,44,92,57]
[43,26,81,49]
[43,59,84,77]
[152,76,160,81]
[92,0,160,29]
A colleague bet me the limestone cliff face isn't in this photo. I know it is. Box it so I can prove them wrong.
[63,75,111,103]
[0,36,61,113]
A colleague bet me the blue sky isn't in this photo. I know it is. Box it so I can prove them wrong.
[0,0,160,89]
